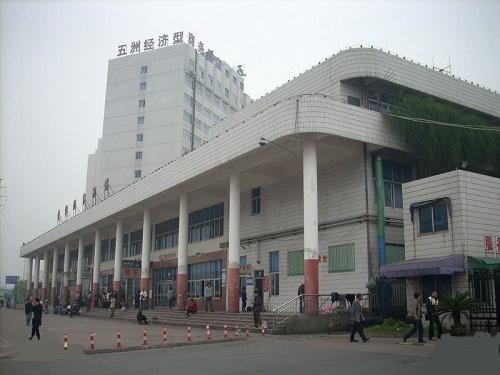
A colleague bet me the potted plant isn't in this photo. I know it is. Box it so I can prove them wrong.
[438,291,479,336]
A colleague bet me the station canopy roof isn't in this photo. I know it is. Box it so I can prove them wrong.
[380,254,465,278]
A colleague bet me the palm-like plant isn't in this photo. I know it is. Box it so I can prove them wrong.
[438,291,480,325]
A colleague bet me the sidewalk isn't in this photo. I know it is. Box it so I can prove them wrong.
[0,307,247,359]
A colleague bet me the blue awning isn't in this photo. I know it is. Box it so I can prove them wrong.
[380,254,465,278]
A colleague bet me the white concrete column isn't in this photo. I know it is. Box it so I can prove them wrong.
[63,242,70,303]
[26,257,33,299]
[33,253,41,298]
[177,192,189,310]
[228,172,241,312]
[113,219,123,293]
[76,235,84,293]
[141,208,151,307]
[92,229,102,298]
[51,246,58,303]
[42,248,49,301]
[303,140,319,314]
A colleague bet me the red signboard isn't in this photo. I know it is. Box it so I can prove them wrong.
[263,276,269,293]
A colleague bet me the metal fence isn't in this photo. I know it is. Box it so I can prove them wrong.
[468,270,500,333]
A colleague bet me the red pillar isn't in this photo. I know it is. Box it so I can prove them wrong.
[41,288,47,303]
[33,289,38,299]
[227,268,240,313]
[91,283,99,307]
[50,287,57,305]
[304,258,319,315]
[62,286,69,304]
[176,273,187,311]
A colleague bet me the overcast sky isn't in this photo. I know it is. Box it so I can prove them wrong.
[1,0,499,285]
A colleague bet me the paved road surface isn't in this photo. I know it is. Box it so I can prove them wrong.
[1,307,498,374]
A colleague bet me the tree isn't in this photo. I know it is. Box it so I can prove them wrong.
[12,279,27,301]
[387,95,500,178]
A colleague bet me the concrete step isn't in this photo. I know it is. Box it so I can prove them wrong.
[82,308,277,334]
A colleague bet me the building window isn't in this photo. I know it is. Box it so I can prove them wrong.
[374,160,412,209]
[204,89,212,102]
[134,170,141,179]
[155,217,179,250]
[129,229,143,256]
[385,244,405,264]
[187,260,222,299]
[240,82,244,91]
[287,250,304,276]
[183,111,193,124]
[232,76,237,84]
[213,96,221,109]
[328,243,355,273]
[188,202,224,243]
[418,201,449,234]
[139,82,147,91]
[208,75,213,85]
[225,69,229,78]
[269,251,279,296]
[221,102,228,114]
[347,96,361,106]
[195,118,202,130]
[204,106,212,118]
[251,187,261,215]
[224,88,229,98]
[232,95,237,105]
[136,133,143,142]
[137,117,144,125]
[217,82,222,93]
[185,75,193,89]
[213,114,220,123]
[140,66,148,74]
[83,245,93,267]
[135,151,142,160]
[101,239,109,262]
[109,238,116,261]
[138,99,146,108]
[203,123,210,134]
[196,85,203,96]
[183,129,192,142]
[184,93,193,106]
[195,101,202,112]
[199,68,205,78]
[193,135,201,147]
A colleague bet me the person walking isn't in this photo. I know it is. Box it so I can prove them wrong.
[241,288,247,312]
[29,298,43,340]
[140,288,147,309]
[350,293,369,342]
[25,298,33,326]
[109,295,116,318]
[252,290,263,328]
[404,292,426,343]
[426,290,443,340]
[166,287,175,310]
[298,283,305,313]
[204,282,215,312]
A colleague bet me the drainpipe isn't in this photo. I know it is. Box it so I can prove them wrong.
[375,156,388,317]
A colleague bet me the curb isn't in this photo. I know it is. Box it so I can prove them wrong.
[82,336,247,355]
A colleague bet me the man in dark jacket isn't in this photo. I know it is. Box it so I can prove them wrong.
[252,291,263,328]
[426,290,442,340]
[298,283,305,313]
[29,298,43,340]
[350,293,369,343]
[25,298,32,326]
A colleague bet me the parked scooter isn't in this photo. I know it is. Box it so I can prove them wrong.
[66,303,81,317]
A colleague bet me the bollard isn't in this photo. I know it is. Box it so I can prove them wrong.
[224,325,228,339]
[162,328,167,343]
[63,333,68,350]
[142,328,148,345]
[116,331,121,348]
[187,326,192,341]
[90,333,95,350]
[235,325,239,337]
[246,325,250,338]
[206,324,212,339]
